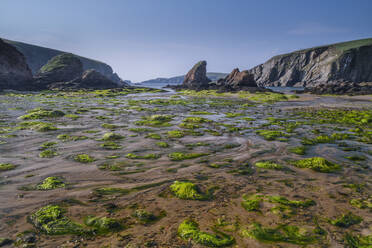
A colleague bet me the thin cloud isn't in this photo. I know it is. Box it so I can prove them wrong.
[288,23,349,35]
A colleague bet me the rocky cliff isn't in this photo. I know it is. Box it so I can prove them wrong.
[0,39,33,90]
[248,38,372,87]
[3,38,125,85]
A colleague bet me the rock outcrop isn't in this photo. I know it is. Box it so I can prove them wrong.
[0,38,33,90]
[300,82,372,95]
[3,38,126,85]
[182,61,211,89]
[248,38,372,87]
[49,69,119,90]
[35,53,83,86]
[217,68,257,89]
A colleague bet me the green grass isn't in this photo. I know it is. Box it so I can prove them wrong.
[170,181,207,200]
[39,53,79,73]
[178,219,234,247]
[36,177,65,190]
[292,157,340,173]
[168,152,209,161]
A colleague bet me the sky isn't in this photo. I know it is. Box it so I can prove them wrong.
[1,0,372,82]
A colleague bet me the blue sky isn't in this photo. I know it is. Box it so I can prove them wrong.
[1,0,371,82]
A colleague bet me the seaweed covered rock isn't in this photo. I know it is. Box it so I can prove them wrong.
[35,53,83,88]
[0,38,33,90]
[48,69,119,90]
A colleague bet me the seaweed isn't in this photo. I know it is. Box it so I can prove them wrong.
[178,219,234,247]
[292,157,340,173]
[168,152,209,161]
[36,177,65,190]
[170,181,207,200]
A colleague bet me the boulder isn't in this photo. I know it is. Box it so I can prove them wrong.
[220,68,257,89]
[182,60,211,89]
[48,69,119,90]
[35,53,83,88]
[0,38,33,90]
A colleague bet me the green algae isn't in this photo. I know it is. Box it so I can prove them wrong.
[241,223,320,245]
[267,195,316,208]
[183,116,212,123]
[156,141,169,148]
[168,152,209,161]
[101,123,120,130]
[288,146,306,155]
[36,177,65,190]
[125,153,161,160]
[94,187,131,196]
[29,205,85,235]
[170,181,207,200]
[255,161,283,170]
[178,219,234,247]
[241,194,264,211]
[135,114,173,127]
[100,141,122,150]
[344,233,372,248]
[256,130,289,141]
[292,157,340,173]
[84,216,123,235]
[57,134,88,141]
[40,141,57,150]
[350,198,372,210]
[330,212,363,228]
[0,163,16,171]
[167,130,186,138]
[74,154,95,163]
[102,132,124,141]
[18,121,57,132]
[145,133,162,139]
[39,149,58,158]
[19,108,65,120]
[132,209,166,224]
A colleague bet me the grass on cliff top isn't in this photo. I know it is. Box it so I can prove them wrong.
[273,38,372,58]
[39,53,78,73]
[178,219,234,247]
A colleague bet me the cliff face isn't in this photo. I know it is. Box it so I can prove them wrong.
[3,38,125,85]
[248,38,372,87]
[0,39,33,90]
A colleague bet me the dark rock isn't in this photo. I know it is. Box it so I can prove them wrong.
[0,38,33,90]
[248,38,372,88]
[34,53,83,88]
[48,69,120,90]
[218,68,258,90]
[302,81,372,95]
[182,60,211,89]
